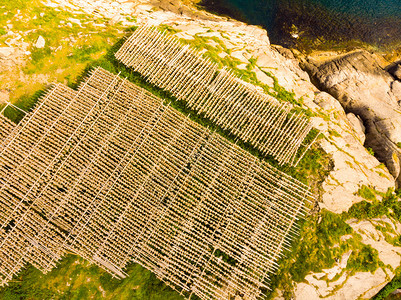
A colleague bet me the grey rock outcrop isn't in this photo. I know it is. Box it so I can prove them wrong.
[0,90,9,104]
[391,81,401,104]
[388,62,401,81]
[0,47,14,58]
[34,35,45,48]
[302,50,401,185]
[294,217,401,300]
[346,113,365,144]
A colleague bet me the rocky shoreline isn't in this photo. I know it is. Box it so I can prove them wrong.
[2,0,401,299]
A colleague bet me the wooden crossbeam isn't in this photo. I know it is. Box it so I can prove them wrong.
[115,26,315,166]
[0,67,313,300]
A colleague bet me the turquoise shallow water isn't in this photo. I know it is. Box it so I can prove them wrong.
[200,0,401,48]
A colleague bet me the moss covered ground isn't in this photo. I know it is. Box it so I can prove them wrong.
[267,187,401,300]
[0,255,183,300]
[0,0,126,121]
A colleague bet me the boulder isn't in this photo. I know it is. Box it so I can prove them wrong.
[271,45,295,59]
[388,63,401,80]
[34,35,45,48]
[346,113,365,144]
[313,91,344,112]
[303,50,401,185]
[391,80,401,100]
[309,91,394,213]
[0,47,14,58]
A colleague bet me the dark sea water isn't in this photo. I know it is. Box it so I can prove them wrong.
[199,0,401,49]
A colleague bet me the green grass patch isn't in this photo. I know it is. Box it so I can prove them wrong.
[0,255,184,300]
[373,266,401,299]
[347,188,401,222]
[356,185,377,201]
[267,210,367,299]
[328,129,341,137]
[346,244,379,273]
[269,189,401,299]
[346,200,387,219]
[289,211,352,281]
[367,147,375,156]
[0,0,125,106]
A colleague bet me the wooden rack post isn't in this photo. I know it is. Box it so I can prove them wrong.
[0,67,314,299]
